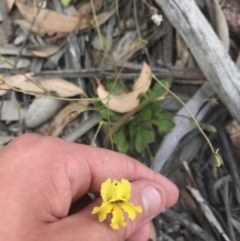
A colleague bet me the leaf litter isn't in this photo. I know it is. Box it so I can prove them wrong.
[96,62,152,113]
[0,0,240,240]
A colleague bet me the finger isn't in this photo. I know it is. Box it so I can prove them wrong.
[5,134,178,220]
[68,194,93,215]
[32,134,178,206]
[48,179,166,241]
[126,221,152,241]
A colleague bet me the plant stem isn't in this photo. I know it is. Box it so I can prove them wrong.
[91,121,104,146]
[90,0,104,50]
[152,75,215,153]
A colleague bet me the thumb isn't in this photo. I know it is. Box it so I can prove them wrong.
[49,179,172,241]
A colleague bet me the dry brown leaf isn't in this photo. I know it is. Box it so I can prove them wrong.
[5,0,15,11]
[214,0,229,51]
[222,0,240,44]
[1,73,87,97]
[150,221,157,241]
[27,43,65,57]
[226,120,240,148]
[16,1,79,34]
[97,62,151,113]
[79,8,116,31]
[236,51,240,67]
[14,19,42,34]
[45,100,90,136]
[74,0,102,18]
[0,89,7,96]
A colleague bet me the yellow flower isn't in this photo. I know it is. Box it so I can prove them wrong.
[92,178,142,230]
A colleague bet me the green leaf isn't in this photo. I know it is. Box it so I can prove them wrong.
[93,100,121,122]
[157,110,173,119]
[212,152,223,167]
[137,108,152,122]
[148,102,162,116]
[140,128,155,143]
[204,124,217,133]
[61,0,71,6]
[134,128,154,153]
[189,118,197,128]
[99,108,120,122]
[152,119,175,132]
[114,128,129,153]
[148,78,173,99]
[106,81,125,95]
[129,124,138,138]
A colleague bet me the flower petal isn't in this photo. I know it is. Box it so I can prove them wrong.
[92,202,113,222]
[100,178,115,202]
[120,201,142,220]
[115,179,131,201]
[110,204,127,230]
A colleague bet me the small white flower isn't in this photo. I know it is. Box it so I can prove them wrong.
[151,14,163,26]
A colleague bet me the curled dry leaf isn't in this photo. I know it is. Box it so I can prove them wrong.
[150,221,157,241]
[5,0,15,11]
[45,100,90,136]
[222,0,240,43]
[0,73,87,97]
[214,0,229,51]
[25,98,65,128]
[0,100,26,121]
[225,120,240,148]
[79,8,116,31]
[16,1,79,34]
[75,0,102,18]
[14,19,40,34]
[27,42,65,57]
[97,62,152,113]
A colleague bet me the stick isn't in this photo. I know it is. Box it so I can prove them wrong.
[154,0,240,124]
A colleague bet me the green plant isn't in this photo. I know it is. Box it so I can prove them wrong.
[95,78,175,153]
[113,101,174,153]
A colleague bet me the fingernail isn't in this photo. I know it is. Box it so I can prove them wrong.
[141,185,162,217]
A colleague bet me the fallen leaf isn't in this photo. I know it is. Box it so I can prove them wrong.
[0,135,14,148]
[61,0,71,7]
[14,19,43,34]
[0,100,26,120]
[16,1,79,34]
[5,0,15,11]
[236,51,240,67]
[0,57,30,69]
[176,33,190,67]
[97,62,151,113]
[74,0,102,18]
[150,222,157,241]
[79,8,116,31]
[226,120,240,148]
[25,98,65,128]
[222,1,240,45]
[1,73,87,97]
[27,42,65,57]
[214,0,229,51]
[45,100,90,136]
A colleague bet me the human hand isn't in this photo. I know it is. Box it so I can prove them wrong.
[0,134,178,241]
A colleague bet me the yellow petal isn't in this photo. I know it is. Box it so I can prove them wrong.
[110,204,127,229]
[115,179,131,201]
[100,178,115,202]
[120,201,142,220]
[92,202,113,222]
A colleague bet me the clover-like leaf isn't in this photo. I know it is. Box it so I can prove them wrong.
[114,128,129,153]
[152,119,175,133]
[134,128,154,153]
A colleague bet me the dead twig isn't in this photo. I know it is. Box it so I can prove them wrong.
[155,0,240,124]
